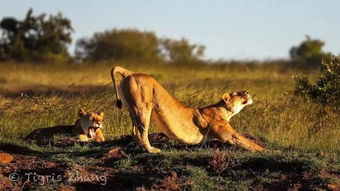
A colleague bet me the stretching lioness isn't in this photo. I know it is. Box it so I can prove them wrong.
[26,109,105,142]
[111,66,264,153]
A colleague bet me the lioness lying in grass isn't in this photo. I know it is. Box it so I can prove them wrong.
[26,108,105,142]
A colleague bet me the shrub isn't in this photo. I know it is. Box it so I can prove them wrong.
[294,56,340,110]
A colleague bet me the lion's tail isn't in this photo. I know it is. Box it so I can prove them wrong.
[111,66,133,109]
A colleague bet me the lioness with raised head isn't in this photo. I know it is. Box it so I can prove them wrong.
[26,109,105,142]
[111,66,264,153]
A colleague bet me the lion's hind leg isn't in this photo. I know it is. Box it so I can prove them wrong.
[130,107,161,153]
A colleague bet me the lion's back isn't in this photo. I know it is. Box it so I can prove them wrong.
[26,125,72,140]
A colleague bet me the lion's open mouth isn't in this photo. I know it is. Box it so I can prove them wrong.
[242,95,252,105]
[87,126,99,139]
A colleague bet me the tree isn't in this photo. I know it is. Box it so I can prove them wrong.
[75,29,206,64]
[160,38,205,63]
[75,29,159,62]
[289,36,331,68]
[0,8,73,61]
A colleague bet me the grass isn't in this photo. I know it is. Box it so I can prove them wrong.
[0,60,339,189]
[0,60,338,152]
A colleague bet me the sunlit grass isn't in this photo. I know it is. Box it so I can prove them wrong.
[0,61,339,152]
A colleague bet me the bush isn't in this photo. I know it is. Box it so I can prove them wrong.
[294,56,340,110]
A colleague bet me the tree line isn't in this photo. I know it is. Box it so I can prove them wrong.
[0,9,334,67]
[0,9,205,64]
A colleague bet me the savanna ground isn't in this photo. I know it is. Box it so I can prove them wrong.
[0,61,339,190]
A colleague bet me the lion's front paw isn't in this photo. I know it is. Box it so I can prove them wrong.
[148,147,161,153]
[78,134,90,142]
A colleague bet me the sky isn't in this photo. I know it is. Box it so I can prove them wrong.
[1,0,339,60]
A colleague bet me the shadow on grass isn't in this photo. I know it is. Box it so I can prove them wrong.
[0,143,43,156]
[0,141,110,159]
[0,84,112,98]
[236,157,309,173]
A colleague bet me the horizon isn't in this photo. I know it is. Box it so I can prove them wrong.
[1,0,339,60]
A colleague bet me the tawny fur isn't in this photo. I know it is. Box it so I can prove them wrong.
[26,109,105,143]
[111,66,264,153]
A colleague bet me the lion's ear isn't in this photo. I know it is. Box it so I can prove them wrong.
[222,93,231,105]
[98,112,104,117]
[78,108,87,117]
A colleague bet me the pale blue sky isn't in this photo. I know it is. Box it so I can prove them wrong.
[1,0,339,60]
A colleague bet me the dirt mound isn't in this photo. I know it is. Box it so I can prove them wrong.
[102,148,129,166]
[137,171,190,191]
[0,175,15,190]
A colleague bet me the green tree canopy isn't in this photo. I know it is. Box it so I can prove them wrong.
[75,29,159,62]
[0,8,73,61]
[75,29,206,63]
[289,36,331,68]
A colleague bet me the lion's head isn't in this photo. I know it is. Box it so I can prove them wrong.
[78,108,104,139]
[222,90,253,115]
